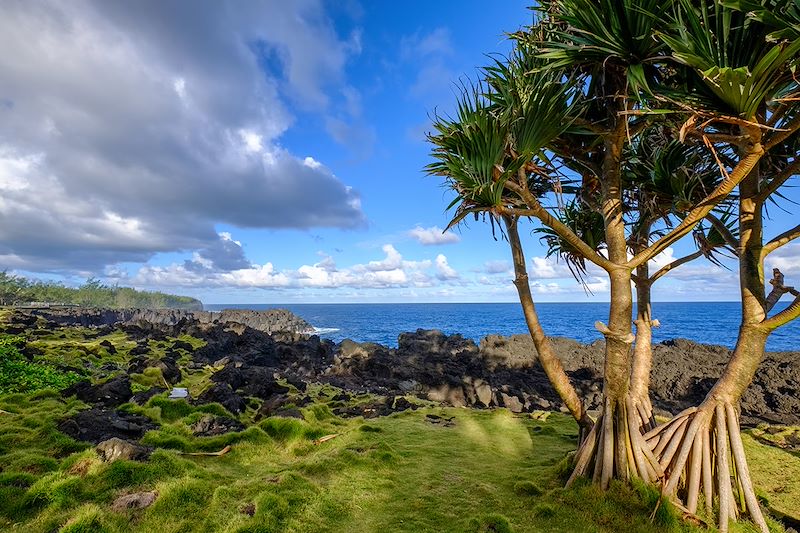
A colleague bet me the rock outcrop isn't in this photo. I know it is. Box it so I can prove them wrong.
[7,307,795,427]
[14,306,313,334]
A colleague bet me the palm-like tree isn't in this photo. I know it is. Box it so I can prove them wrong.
[643,3,800,530]
[427,1,800,531]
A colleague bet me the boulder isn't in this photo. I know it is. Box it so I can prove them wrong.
[62,376,132,407]
[499,392,524,413]
[171,339,195,352]
[154,357,182,384]
[99,339,117,354]
[190,414,245,436]
[111,491,158,512]
[473,379,493,407]
[426,384,467,408]
[398,329,479,357]
[195,383,246,414]
[255,394,312,419]
[96,437,150,462]
[131,386,167,405]
[59,408,157,444]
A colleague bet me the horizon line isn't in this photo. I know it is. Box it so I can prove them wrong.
[202,300,744,306]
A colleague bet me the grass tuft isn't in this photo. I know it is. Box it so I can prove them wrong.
[513,480,544,496]
[531,502,556,518]
[59,503,110,533]
[468,513,514,533]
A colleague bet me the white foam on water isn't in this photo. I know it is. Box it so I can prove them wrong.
[312,327,340,335]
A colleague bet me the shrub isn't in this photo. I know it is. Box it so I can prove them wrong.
[0,336,82,393]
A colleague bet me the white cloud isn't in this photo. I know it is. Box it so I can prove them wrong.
[650,247,676,271]
[529,256,571,279]
[531,281,562,294]
[132,242,448,291]
[408,225,461,246]
[220,264,291,288]
[435,254,459,280]
[0,1,365,272]
[585,277,609,293]
[769,243,800,276]
[483,260,512,275]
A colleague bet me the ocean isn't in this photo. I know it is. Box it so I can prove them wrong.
[205,301,799,352]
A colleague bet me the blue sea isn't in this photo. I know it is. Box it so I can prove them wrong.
[205,302,800,352]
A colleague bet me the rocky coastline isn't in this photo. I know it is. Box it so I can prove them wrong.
[6,307,798,429]
[9,306,313,334]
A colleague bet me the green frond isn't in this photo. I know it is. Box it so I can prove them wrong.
[532,201,606,286]
[661,0,800,117]
[427,55,577,230]
[534,0,673,96]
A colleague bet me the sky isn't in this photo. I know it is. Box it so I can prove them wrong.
[0,0,798,305]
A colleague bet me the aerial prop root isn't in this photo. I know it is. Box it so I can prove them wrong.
[567,396,664,489]
[630,393,657,433]
[646,402,768,533]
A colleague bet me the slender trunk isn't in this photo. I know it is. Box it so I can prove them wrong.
[601,126,634,404]
[570,115,648,488]
[631,274,656,431]
[604,269,634,401]
[630,219,656,431]
[503,215,592,435]
[647,162,771,533]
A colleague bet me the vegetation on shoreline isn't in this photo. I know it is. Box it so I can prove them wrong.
[0,273,202,310]
[0,336,82,394]
[0,320,797,532]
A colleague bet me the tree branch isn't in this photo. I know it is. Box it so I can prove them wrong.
[502,180,616,272]
[627,140,764,269]
[757,158,800,203]
[764,113,800,152]
[648,250,704,284]
[761,294,800,330]
[705,213,740,252]
[762,222,800,258]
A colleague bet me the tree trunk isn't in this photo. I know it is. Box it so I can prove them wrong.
[503,215,593,436]
[569,127,652,488]
[631,222,656,432]
[631,274,656,432]
[646,167,770,532]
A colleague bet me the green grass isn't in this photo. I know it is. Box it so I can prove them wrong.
[0,322,797,532]
[0,336,84,394]
[3,397,796,533]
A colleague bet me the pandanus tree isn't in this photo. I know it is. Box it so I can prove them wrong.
[645,3,800,530]
[539,129,740,433]
[426,0,800,530]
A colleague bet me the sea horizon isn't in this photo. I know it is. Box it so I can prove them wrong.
[204,301,799,352]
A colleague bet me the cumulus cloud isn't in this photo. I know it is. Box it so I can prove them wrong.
[0,0,364,272]
[769,243,800,276]
[408,225,461,245]
[182,233,251,273]
[434,254,459,280]
[131,243,448,291]
[529,256,572,279]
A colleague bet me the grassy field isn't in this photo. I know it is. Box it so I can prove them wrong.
[0,320,797,532]
[1,393,797,533]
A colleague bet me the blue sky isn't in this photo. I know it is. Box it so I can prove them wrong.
[1,0,798,304]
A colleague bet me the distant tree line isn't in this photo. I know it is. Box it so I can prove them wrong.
[0,272,202,310]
